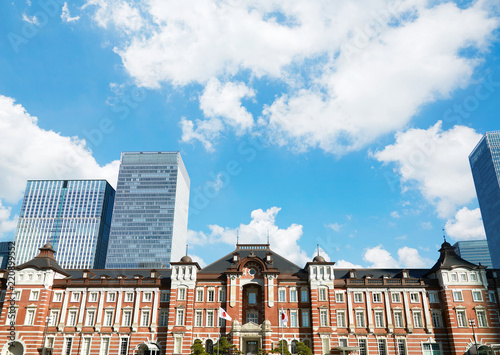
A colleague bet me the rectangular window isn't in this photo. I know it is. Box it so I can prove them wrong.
[431,310,442,328]
[176,309,184,326]
[394,311,404,328]
[290,288,298,302]
[320,309,328,326]
[103,310,113,326]
[90,292,98,302]
[206,310,214,327]
[29,290,39,301]
[488,291,497,303]
[457,310,466,327]
[356,311,365,327]
[49,310,59,326]
[85,310,95,326]
[354,292,363,303]
[422,343,441,355]
[219,288,226,302]
[143,292,152,302]
[107,292,116,302]
[453,291,463,302]
[428,292,438,303]
[248,292,256,305]
[279,288,286,302]
[339,338,347,347]
[207,289,215,302]
[413,311,423,328]
[373,293,382,303]
[119,338,129,355]
[358,339,367,355]
[470,273,478,281]
[178,288,186,301]
[64,338,73,355]
[301,310,309,327]
[301,289,308,302]
[337,310,346,327]
[335,292,344,303]
[378,339,387,355]
[161,291,170,302]
[392,292,401,303]
[321,338,329,355]
[82,338,91,355]
[472,291,483,302]
[195,310,203,327]
[410,292,419,303]
[141,310,150,326]
[25,309,35,325]
[375,311,384,327]
[67,310,77,326]
[319,288,327,301]
[122,310,132,326]
[53,292,62,302]
[125,292,134,302]
[460,273,467,282]
[477,310,487,327]
[451,273,458,282]
[100,338,110,355]
[290,310,298,327]
[174,337,182,354]
[71,292,80,302]
[397,339,406,355]
[159,311,169,326]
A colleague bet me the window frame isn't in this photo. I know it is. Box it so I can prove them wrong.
[452,290,463,302]
[409,292,420,303]
[353,292,363,303]
[391,292,401,303]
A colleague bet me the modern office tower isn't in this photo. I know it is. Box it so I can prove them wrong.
[14,180,115,269]
[469,131,500,269]
[0,242,13,269]
[453,240,493,268]
[105,152,190,269]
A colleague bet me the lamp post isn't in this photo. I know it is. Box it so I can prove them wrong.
[41,316,52,355]
[468,319,478,354]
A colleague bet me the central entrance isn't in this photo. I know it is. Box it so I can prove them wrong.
[246,341,258,355]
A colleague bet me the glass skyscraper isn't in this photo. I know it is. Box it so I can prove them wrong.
[453,240,493,268]
[14,180,115,269]
[469,131,500,269]
[105,152,190,269]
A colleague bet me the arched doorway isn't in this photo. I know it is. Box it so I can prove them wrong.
[136,342,160,355]
[206,339,214,354]
[4,342,24,355]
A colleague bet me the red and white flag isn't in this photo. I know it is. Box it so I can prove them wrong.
[218,307,232,321]
[280,308,288,327]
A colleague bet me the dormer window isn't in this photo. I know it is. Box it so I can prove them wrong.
[233,253,239,263]
[266,253,272,263]
[402,270,409,278]
[83,272,88,278]
[350,270,356,278]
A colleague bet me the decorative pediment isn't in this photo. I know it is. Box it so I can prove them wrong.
[241,321,262,331]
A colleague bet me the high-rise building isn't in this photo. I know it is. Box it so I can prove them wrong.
[105,152,190,269]
[469,131,500,269]
[453,240,493,268]
[0,242,13,269]
[14,180,115,269]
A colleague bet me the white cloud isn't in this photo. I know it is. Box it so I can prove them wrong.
[420,222,433,230]
[335,260,363,269]
[22,14,39,25]
[187,206,328,266]
[61,2,80,23]
[326,223,342,232]
[374,121,482,218]
[363,244,433,268]
[189,254,207,268]
[390,211,400,219]
[85,0,499,153]
[0,95,120,203]
[0,201,18,238]
[445,207,486,241]
[179,117,223,152]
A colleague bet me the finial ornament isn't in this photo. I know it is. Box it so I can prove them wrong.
[317,244,320,256]
[237,229,239,245]
[442,228,446,243]
[186,244,189,256]
[267,230,269,244]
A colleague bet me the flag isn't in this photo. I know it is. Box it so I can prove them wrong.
[280,308,288,327]
[218,307,232,321]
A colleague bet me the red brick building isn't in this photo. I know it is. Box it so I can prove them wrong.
[1,241,499,355]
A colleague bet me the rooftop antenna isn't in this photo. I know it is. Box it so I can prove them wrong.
[442,228,447,243]
[267,230,270,245]
[186,244,189,256]
[237,229,239,245]
[317,244,320,257]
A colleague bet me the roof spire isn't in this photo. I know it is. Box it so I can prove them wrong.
[237,229,239,245]
[317,244,320,256]
[267,230,270,244]
[442,228,446,243]
[186,244,189,256]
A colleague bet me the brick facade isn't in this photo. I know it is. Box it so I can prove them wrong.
[0,242,499,355]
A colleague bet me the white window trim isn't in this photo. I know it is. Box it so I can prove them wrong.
[125,292,134,302]
[53,291,62,302]
[71,292,80,302]
[472,290,483,302]
[207,288,215,302]
[106,292,116,302]
[143,292,153,302]
[409,292,420,303]
[391,292,401,303]
[373,292,382,303]
[29,290,40,301]
[452,290,463,302]
[353,292,363,303]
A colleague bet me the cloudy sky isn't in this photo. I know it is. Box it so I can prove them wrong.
[1,0,499,268]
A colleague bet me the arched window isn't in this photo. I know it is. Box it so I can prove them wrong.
[291,340,298,354]
[206,339,214,354]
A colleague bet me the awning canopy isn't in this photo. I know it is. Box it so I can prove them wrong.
[139,343,160,351]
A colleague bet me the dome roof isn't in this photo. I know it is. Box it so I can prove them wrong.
[313,255,325,263]
[181,255,193,263]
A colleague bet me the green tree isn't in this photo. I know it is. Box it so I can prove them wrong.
[270,340,290,355]
[295,342,312,355]
[191,339,209,355]
[214,337,239,355]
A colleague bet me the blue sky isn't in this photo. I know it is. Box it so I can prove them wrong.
[1,0,499,268]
